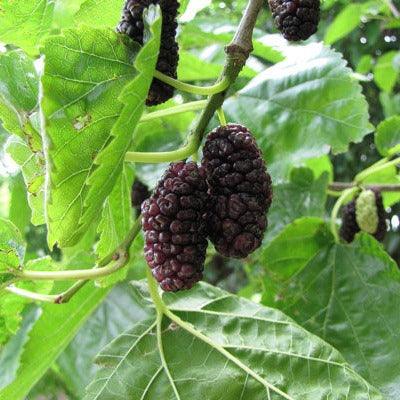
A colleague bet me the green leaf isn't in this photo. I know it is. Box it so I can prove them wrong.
[262,218,333,282]
[6,137,46,226]
[0,306,40,390]
[374,51,400,93]
[267,168,329,240]
[324,4,365,45]
[224,44,371,177]
[324,1,383,45]
[0,50,39,140]
[41,12,160,248]
[0,0,55,55]
[272,235,400,399]
[75,0,123,29]
[95,166,134,287]
[57,283,150,398]
[0,284,110,400]
[375,116,400,156]
[85,281,382,399]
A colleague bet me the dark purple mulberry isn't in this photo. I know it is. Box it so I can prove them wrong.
[268,0,320,41]
[131,179,150,214]
[340,190,387,243]
[202,124,273,259]
[117,0,179,106]
[142,162,208,291]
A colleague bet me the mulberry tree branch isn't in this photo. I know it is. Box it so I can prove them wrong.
[126,0,264,164]
[329,182,400,193]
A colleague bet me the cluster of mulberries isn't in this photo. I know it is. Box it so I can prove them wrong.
[340,189,387,243]
[131,179,150,215]
[142,125,272,291]
[268,0,320,41]
[202,124,273,258]
[117,0,179,106]
[141,162,208,292]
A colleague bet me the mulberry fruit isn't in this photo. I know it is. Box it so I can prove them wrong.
[131,179,150,214]
[340,189,387,243]
[142,162,208,291]
[202,124,273,259]
[117,0,179,106]
[268,0,320,41]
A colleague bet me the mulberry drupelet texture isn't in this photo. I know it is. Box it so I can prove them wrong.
[142,162,208,292]
[117,0,179,105]
[268,0,320,41]
[340,190,386,243]
[202,124,273,259]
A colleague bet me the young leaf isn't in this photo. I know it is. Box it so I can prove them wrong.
[224,44,372,177]
[95,166,134,287]
[0,284,111,400]
[375,116,400,156]
[272,235,400,399]
[85,282,382,399]
[0,1,55,55]
[8,175,31,235]
[41,10,160,248]
[0,50,39,140]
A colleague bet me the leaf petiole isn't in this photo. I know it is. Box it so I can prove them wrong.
[153,70,230,96]
[125,135,199,163]
[139,100,207,123]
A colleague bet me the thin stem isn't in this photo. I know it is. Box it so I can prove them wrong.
[146,269,166,314]
[330,187,359,243]
[355,156,400,183]
[139,101,207,123]
[55,280,89,304]
[125,138,198,163]
[329,182,400,193]
[383,0,400,17]
[5,286,58,303]
[15,218,142,282]
[16,251,129,281]
[217,108,227,126]
[153,71,230,96]
[156,311,181,398]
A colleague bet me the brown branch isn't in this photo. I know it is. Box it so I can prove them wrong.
[329,182,400,192]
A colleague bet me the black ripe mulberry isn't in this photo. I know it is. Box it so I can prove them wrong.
[202,124,273,259]
[268,0,320,41]
[340,190,387,243]
[142,162,208,292]
[131,179,150,214]
[117,0,179,106]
